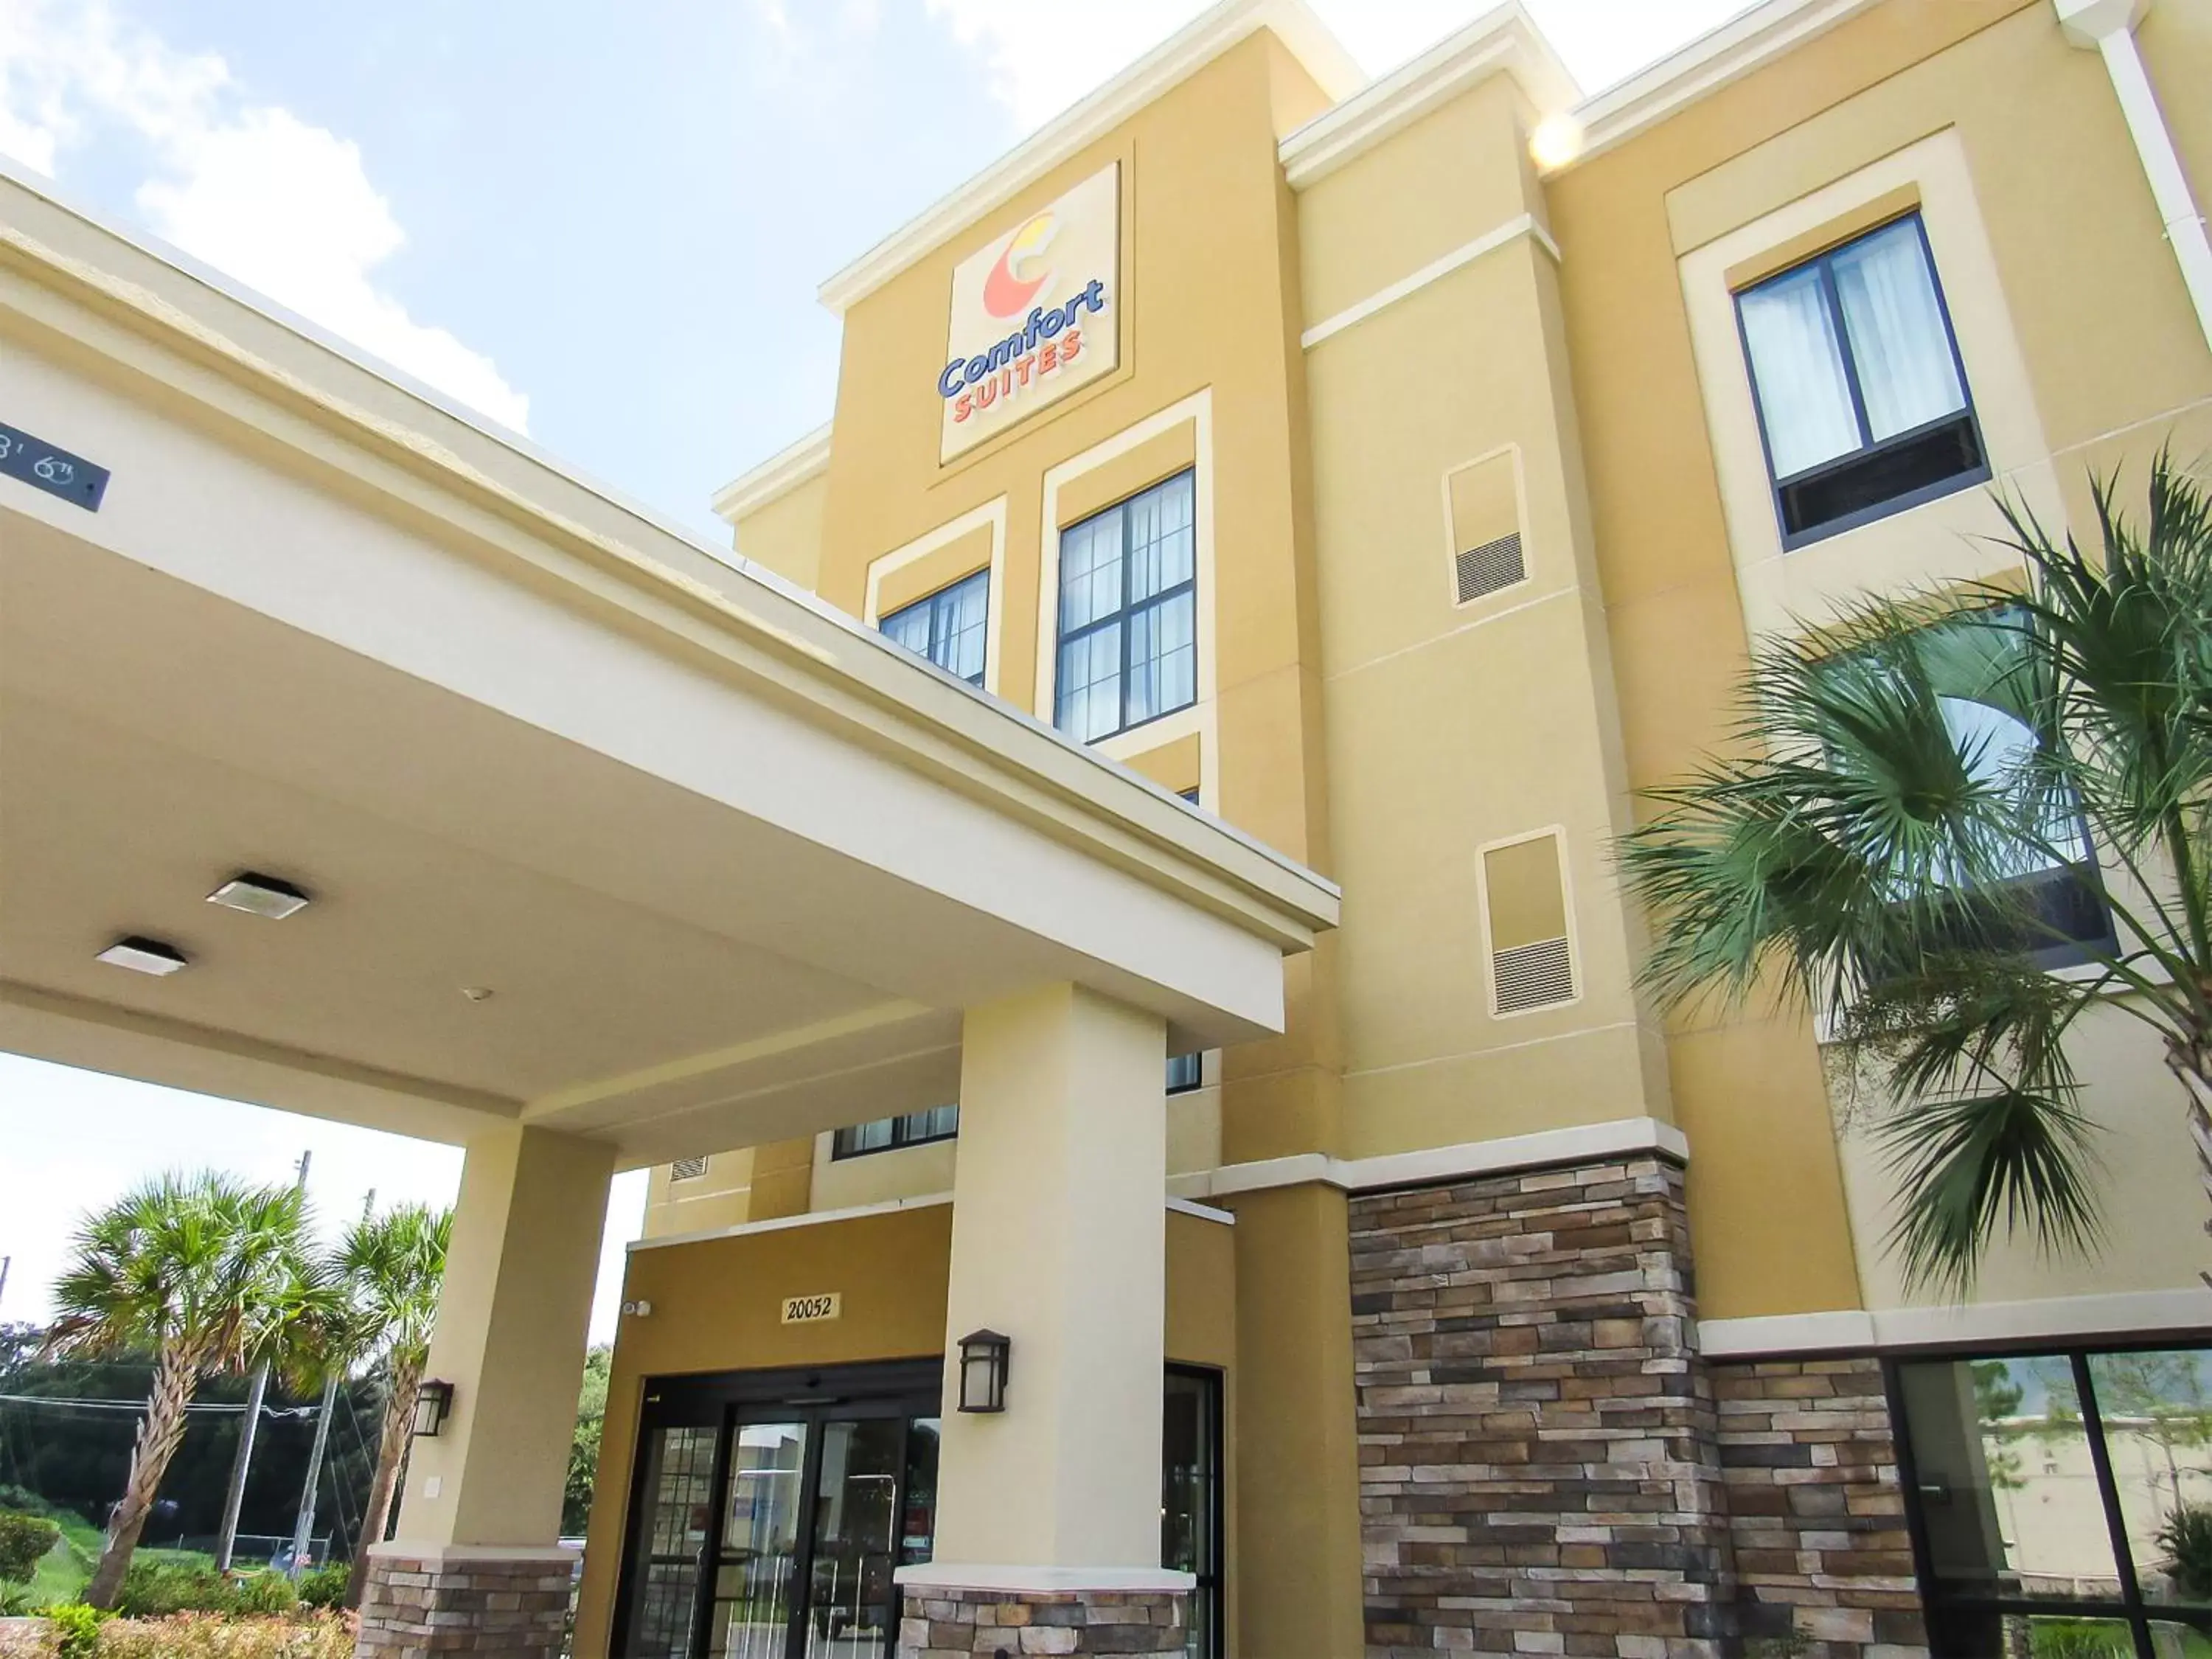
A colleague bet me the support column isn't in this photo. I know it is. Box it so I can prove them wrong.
[358,1124,614,1659]
[898,983,1189,1659]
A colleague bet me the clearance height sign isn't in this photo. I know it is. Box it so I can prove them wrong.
[938,163,1121,462]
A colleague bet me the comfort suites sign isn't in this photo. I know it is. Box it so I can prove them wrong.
[938,162,1121,462]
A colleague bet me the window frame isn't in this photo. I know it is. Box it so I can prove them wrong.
[878,567,990,687]
[1888,1338,2212,1659]
[1733,212,1990,550]
[830,1105,960,1162]
[1053,469,1199,743]
[1823,605,2115,974]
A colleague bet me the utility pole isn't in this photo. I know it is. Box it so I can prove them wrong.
[287,1187,371,1578]
[215,1150,310,1573]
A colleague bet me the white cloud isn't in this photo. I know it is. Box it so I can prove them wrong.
[0,0,529,431]
[764,0,1758,134]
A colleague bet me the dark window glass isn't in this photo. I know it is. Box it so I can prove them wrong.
[880,569,988,686]
[1736,215,1987,546]
[620,1425,720,1659]
[1893,1346,2212,1658]
[1163,1367,1224,1659]
[1054,471,1197,742]
[831,1105,959,1161]
[1166,1051,1202,1093]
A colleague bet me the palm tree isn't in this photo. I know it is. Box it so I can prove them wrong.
[44,1172,329,1608]
[1618,453,2212,1293]
[335,1203,451,1609]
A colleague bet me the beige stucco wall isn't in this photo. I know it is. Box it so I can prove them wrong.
[731,466,827,591]
[1553,0,2212,1320]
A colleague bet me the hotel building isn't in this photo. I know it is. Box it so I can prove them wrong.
[588,1,2212,1656]
[1,0,2208,1656]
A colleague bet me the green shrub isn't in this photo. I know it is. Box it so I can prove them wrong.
[293,1565,347,1611]
[111,1562,234,1619]
[2029,1618,2134,1658]
[0,1514,62,1585]
[2159,1502,2212,1599]
[226,1573,295,1617]
[43,1604,106,1659]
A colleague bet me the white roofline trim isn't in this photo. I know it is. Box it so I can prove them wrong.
[1553,0,1888,174]
[1166,1115,1688,1201]
[1700,1285,2212,1358]
[815,0,1363,316]
[710,422,832,526]
[628,1190,1234,1250]
[1278,1,1580,192]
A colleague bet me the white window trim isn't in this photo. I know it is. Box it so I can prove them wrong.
[1033,389,1218,807]
[1677,128,2062,647]
[863,495,1009,695]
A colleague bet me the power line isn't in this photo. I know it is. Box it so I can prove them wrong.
[0,1393,313,1416]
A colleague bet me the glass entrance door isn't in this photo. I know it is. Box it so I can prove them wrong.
[616,1366,942,1659]
[706,1420,809,1659]
[615,1362,1213,1659]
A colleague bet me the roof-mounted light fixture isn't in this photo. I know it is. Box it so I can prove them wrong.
[206,871,311,919]
[97,936,189,976]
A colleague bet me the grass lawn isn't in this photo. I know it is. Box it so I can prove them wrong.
[21,1512,214,1609]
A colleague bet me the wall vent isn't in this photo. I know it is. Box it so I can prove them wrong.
[1446,448,1527,608]
[1455,531,1525,603]
[1492,935,1575,1013]
[1481,830,1577,1016]
[669,1155,709,1182]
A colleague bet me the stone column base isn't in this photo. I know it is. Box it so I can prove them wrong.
[899,1585,1188,1658]
[357,1547,575,1659]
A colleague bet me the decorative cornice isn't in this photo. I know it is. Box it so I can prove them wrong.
[815,0,1363,316]
[709,422,831,527]
[1301,212,1559,350]
[1278,2,1579,191]
[1700,1285,2212,1358]
[1557,0,1888,174]
[1168,1115,1688,1201]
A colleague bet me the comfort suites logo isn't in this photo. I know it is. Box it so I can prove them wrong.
[939,162,1120,462]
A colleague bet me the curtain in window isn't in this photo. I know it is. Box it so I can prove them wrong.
[1830,220,1966,444]
[1739,264,1860,479]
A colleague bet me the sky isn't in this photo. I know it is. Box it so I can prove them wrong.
[0,0,1751,1345]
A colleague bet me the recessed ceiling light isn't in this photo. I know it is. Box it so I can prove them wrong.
[97,936,189,976]
[206,872,311,919]
[460,986,494,1003]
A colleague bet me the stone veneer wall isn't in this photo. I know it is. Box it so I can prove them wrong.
[1714,1357,1927,1658]
[898,1587,1187,1658]
[357,1551,572,1659]
[1347,1156,1930,1659]
[1349,1154,1733,1658]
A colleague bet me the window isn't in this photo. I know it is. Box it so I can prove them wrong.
[1891,1344,2212,1658]
[1834,608,2112,970]
[1054,470,1197,741]
[1736,214,1986,546]
[832,1105,959,1161]
[1166,1051,1202,1093]
[880,568,988,686]
[1163,1366,1225,1659]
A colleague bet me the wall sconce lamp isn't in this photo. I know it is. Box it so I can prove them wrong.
[956,1329,1010,1413]
[412,1380,456,1438]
